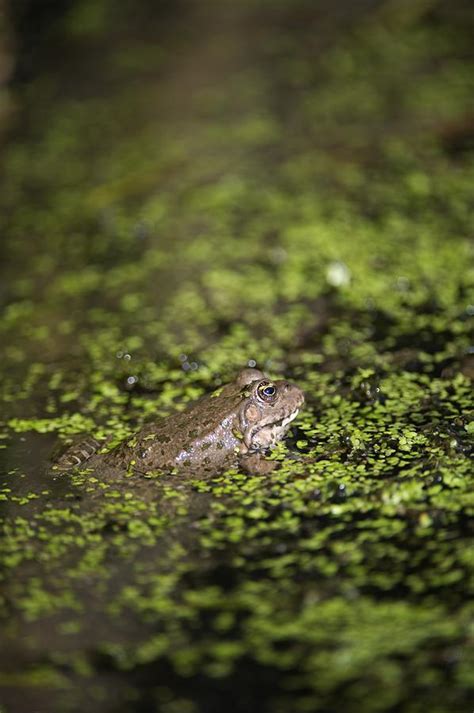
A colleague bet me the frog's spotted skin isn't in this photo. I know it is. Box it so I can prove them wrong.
[54,437,102,469]
[53,368,304,476]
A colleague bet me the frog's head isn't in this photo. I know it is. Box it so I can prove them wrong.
[236,368,305,452]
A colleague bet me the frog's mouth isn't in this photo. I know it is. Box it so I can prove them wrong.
[279,408,300,430]
[248,407,300,451]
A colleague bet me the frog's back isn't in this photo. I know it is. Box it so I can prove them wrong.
[109,388,243,473]
[53,383,243,474]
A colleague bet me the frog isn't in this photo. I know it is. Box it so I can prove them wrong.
[53,368,304,476]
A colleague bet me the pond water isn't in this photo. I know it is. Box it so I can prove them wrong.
[0,1,473,712]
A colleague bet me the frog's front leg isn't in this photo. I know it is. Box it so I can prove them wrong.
[239,452,276,475]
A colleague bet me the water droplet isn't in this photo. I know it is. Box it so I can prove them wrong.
[395,276,410,291]
[326,261,351,287]
[270,247,287,264]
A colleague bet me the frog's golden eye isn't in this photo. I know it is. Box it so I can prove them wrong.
[257,381,277,402]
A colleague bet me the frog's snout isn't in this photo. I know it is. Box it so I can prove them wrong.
[280,380,305,407]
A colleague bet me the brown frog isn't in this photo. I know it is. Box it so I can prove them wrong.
[53,368,304,476]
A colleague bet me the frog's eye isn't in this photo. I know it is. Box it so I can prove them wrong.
[257,381,277,402]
